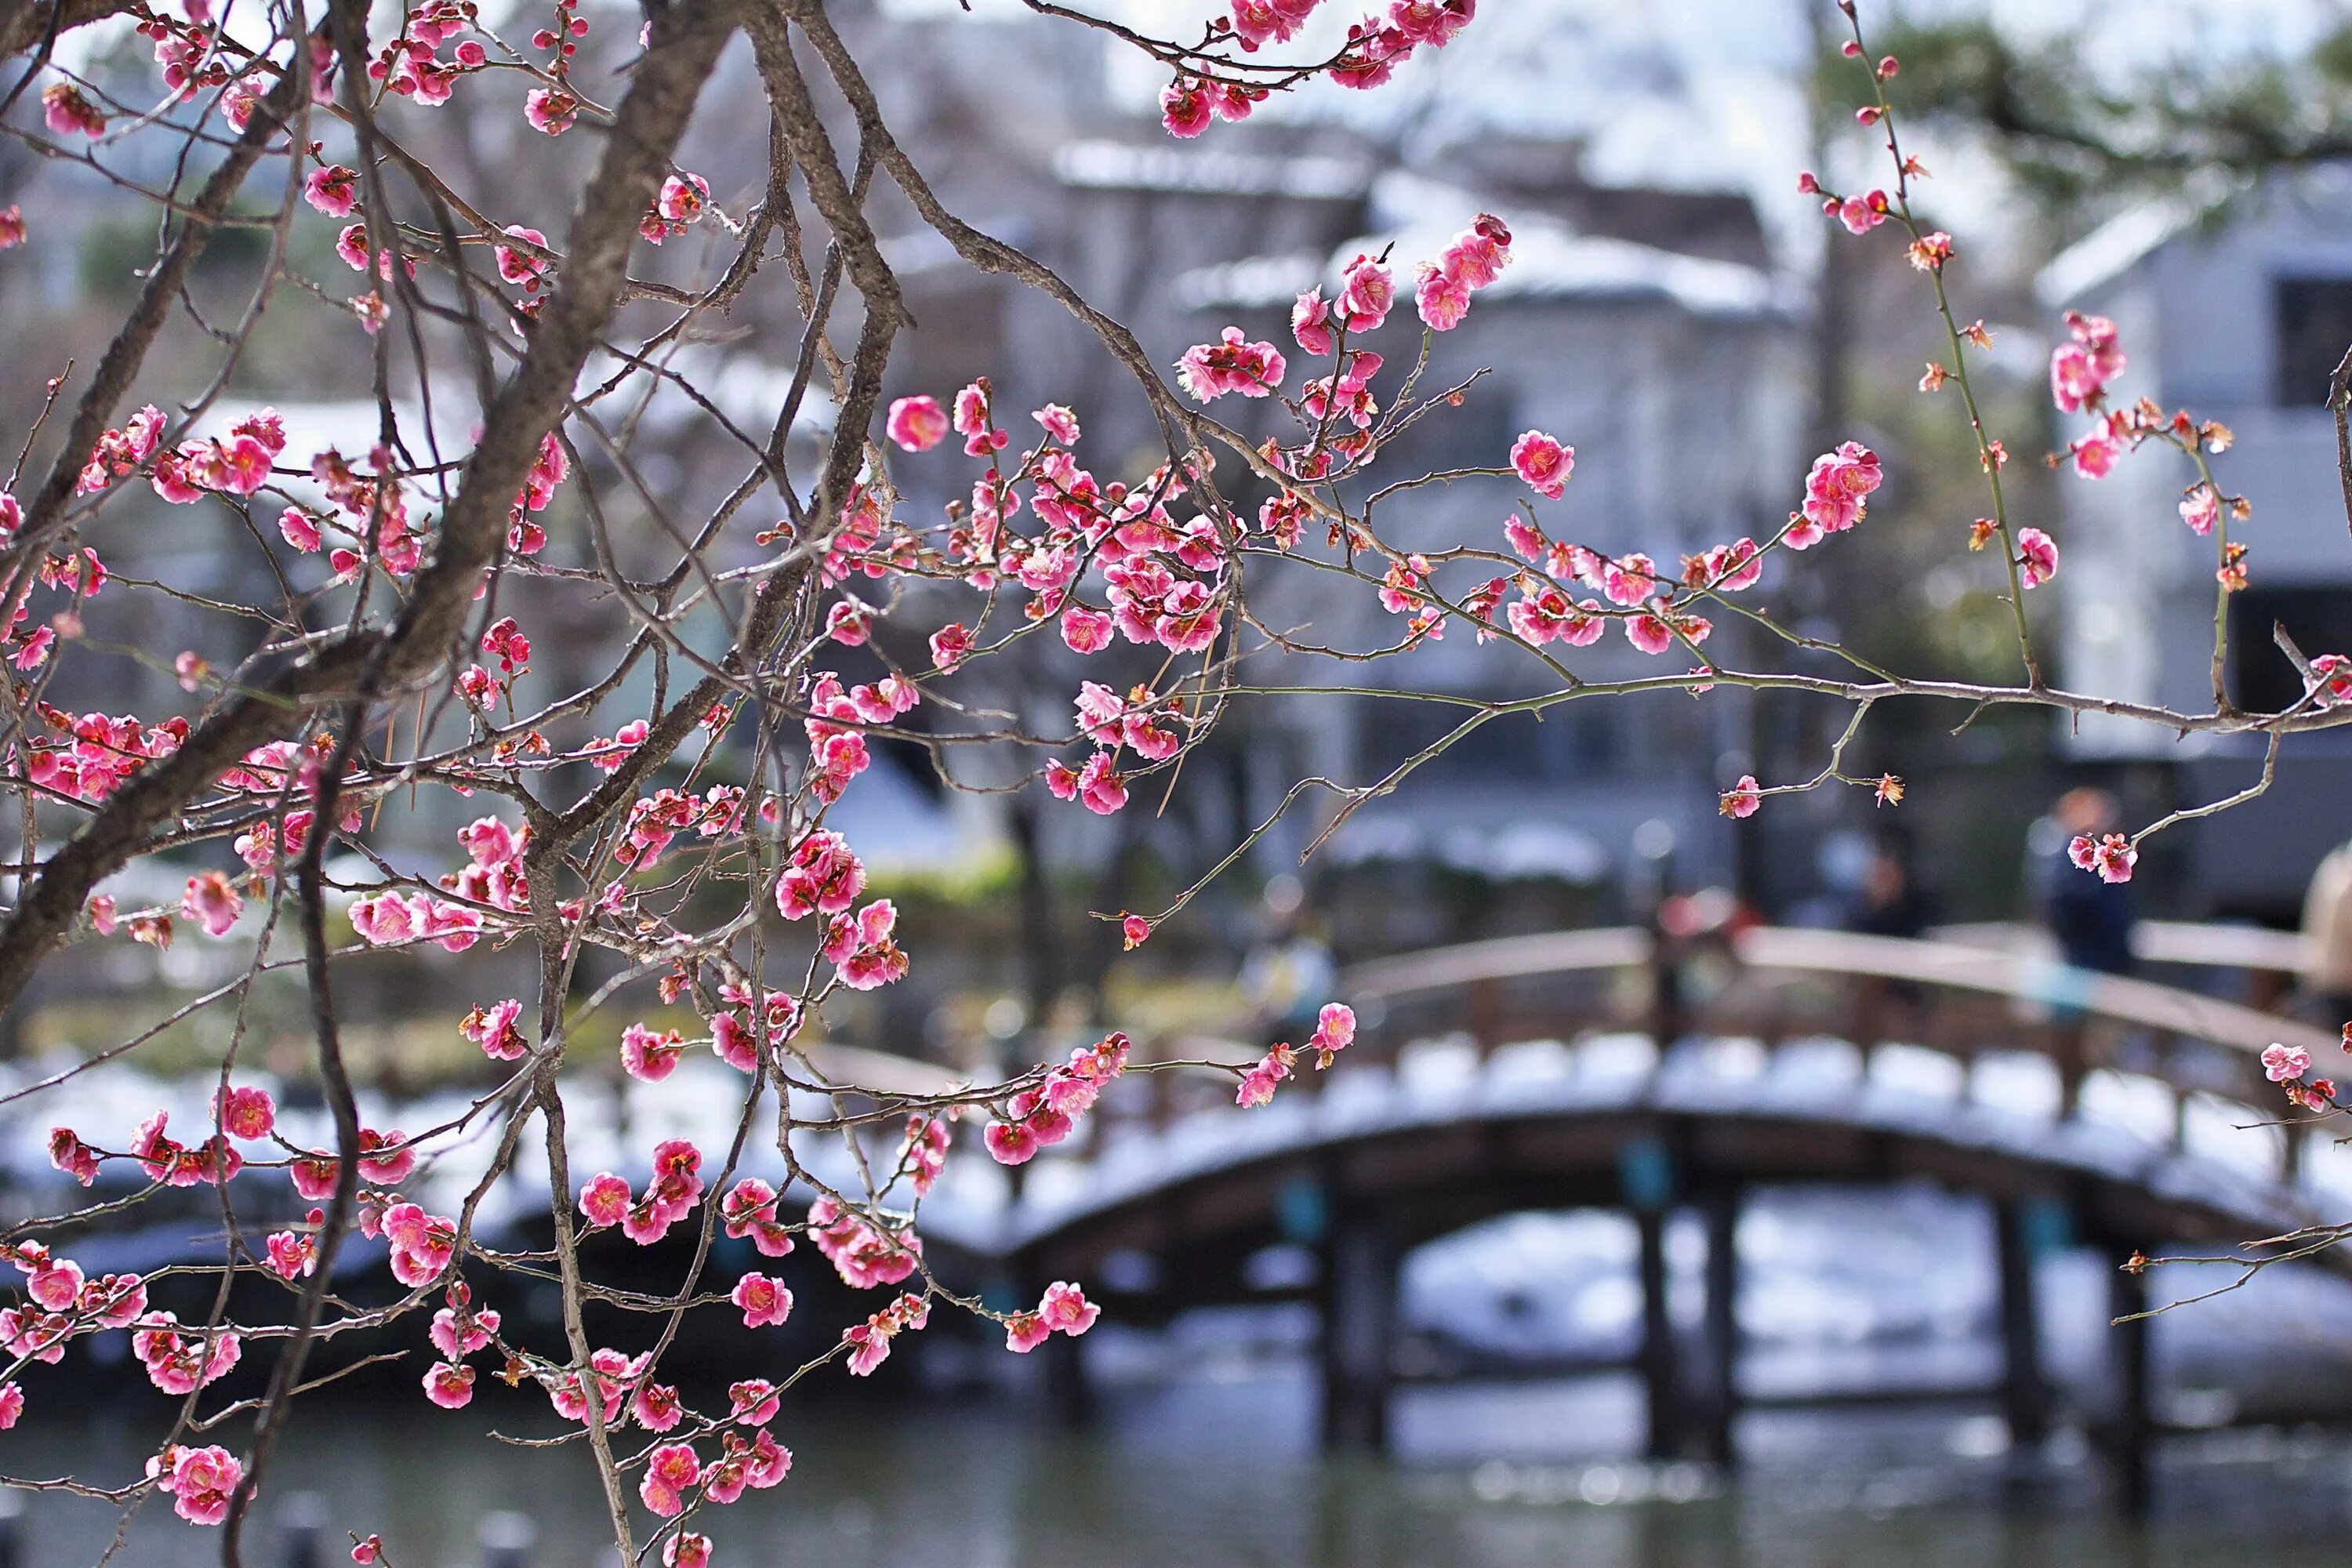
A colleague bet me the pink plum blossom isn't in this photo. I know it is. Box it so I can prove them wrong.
[424,1361,475,1409]
[2264,1042,2312,1083]
[2017,527,2059,589]
[732,1272,793,1329]
[2068,832,2136,884]
[180,872,242,937]
[1176,328,1286,401]
[155,1444,241,1526]
[1509,431,1573,499]
[886,395,949,452]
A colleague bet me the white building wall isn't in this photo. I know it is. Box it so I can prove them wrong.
[2049,169,2352,911]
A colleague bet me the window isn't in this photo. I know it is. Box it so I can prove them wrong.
[2228,586,2352,712]
[2273,277,2352,406]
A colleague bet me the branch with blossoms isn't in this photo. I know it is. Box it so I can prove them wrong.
[0,0,2349,1562]
[2111,1029,2352,1317]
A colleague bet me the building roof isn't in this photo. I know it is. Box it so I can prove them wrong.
[1052,138,1374,201]
[1430,136,1774,270]
[1174,204,1795,322]
[2034,172,2236,307]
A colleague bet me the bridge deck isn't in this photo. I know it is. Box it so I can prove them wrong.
[940,1032,2334,1269]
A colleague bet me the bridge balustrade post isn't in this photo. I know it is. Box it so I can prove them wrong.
[1643,924,1687,1054]
[1042,1323,1092,1431]
[478,1512,537,1568]
[1993,1200,2049,1448]
[2053,1020,2090,1122]
[2107,1250,2153,1516]
[1467,977,1501,1062]
[1849,977,1891,1087]
[277,1491,324,1568]
[2161,1036,2189,1153]
[1319,1203,1399,1454]
[1637,1205,1679,1461]
[1699,1188,1740,1468]
[1617,1136,1682,1460]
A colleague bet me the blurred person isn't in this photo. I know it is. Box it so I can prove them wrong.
[2038,787,2136,976]
[2033,787,2135,1117]
[2301,837,2352,1022]
[1845,829,1934,941]
[1843,829,1933,1046]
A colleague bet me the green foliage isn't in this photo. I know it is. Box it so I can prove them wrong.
[1822,15,2352,228]
[864,840,1019,906]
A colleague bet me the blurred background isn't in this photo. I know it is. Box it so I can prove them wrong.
[13,0,2352,1562]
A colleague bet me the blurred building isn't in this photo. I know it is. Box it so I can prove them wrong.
[845,7,1807,921]
[1177,157,1800,915]
[2042,167,2352,920]
[0,0,1810,969]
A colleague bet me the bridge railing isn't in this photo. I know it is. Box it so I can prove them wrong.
[855,922,2333,1186]
[1935,918,2317,978]
[1086,924,2336,1185]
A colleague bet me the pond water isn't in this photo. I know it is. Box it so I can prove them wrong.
[13,1189,2352,1566]
[13,1359,2352,1568]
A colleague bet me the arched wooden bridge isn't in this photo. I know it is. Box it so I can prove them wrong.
[917,922,2346,1512]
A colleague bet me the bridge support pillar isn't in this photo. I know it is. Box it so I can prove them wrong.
[1994,1200,2048,1447]
[2107,1250,2152,1516]
[2054,1022,2089,1121]
[1010,1261,1094,1430]
[1637,1207,1679,1461]
[1042,1324,1091,1431]
[1319,1207,1398,1453]
[1699,1189,1740,1468]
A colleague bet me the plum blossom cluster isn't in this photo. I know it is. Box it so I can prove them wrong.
[2029,307,2314,880]
[1785,441,1882,550]
[841,1290,929,1377]
[1002,1280,1100,1353]
[0,1243,147,1402]
[644,172,714,245]
[150,1444,244,1527]
[808,1195,924,1291]
[578,1140,706,1247]
[2261,1040,2340,1115]
[2069,832,2137,886]
[982,1031,1132,1166]
[1161,0,1475,136]
[635,1421,792,1517]
[2044,310,2238,497]
[1177,327,1287,402]
[1238,1003,1356,1106]
[0,0,2326,1558]
[1049,684,1187,818]
[1414,213,1513,332]
[422,1282,502,1410]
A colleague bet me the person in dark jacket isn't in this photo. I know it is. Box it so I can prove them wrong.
[1847,829,1935,941]
[2036,787,2135,1118]
[2041,787,2135,975]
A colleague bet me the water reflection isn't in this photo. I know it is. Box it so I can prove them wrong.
[12,1370,2352,1566]
[14,1185,2352,1565]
